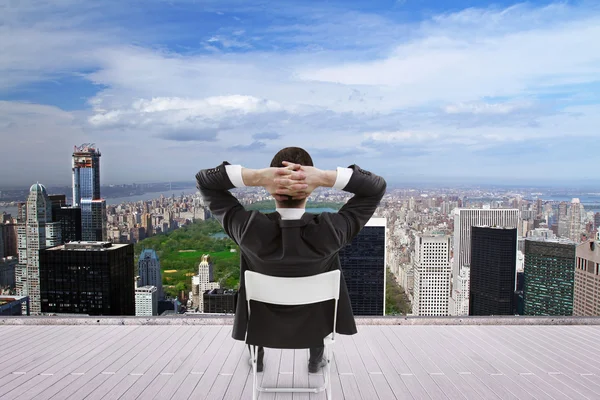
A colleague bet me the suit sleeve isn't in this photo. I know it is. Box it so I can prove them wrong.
[195,162,252,245]
[324,165,386,248]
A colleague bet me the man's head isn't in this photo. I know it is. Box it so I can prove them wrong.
[270,147,313,208]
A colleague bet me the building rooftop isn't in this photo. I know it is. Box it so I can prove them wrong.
[1,317,600,399]
[47,241,130,251]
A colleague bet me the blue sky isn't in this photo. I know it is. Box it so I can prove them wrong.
[1,0,600,187]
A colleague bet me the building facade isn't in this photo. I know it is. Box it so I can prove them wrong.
[72,144,107,241]
[412,234,451,316]
[138,249,163,299]
[568,198,583,243]
[203,289,238,314]
[191,255,220,311]
[0,256,18,289]
[573,234,600,316]
[469,227,517,316]
[339,217,386,316]
[523,238,576,316]
[135,285,158,316]
[451,208,520,316]
[16,184,61,314]
[40,241,135,315]
[52,206,82,243]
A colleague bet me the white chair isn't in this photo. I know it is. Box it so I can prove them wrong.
[245,269,341,400]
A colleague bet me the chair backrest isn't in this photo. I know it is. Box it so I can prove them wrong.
[244,270,341,306]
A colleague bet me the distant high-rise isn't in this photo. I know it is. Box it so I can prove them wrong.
[138,249,162,299]
[450,208,520,315]
[15,184,61,314]
[568,198,583,243]
[573,236,600,316]
[523,238,576,316]
[412,234,451,316]
[558,201,569,238]
[40,241,135,315]
[135,285,158,316]
[72,144,107,241]
[339,217,386,316]
[203,289,238,314]
[52,206,82,243]
[594,213,600,232]
[469,227,517,316]
[191,255,220,312]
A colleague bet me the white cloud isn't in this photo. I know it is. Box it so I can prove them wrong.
[443,101,532,115]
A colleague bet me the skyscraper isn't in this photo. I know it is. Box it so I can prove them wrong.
[52,206,82,243]
[72,144,107,241]
[558,201,569,238]
[339,217,386,316]
[450,208,520,315]
[573,235,600,316]
[40,241,135,315]
[469,227,517,316]
[191,255,220,312]
[135,284,158,316]
[412,234,451,316]
[568,198,583,243]
[15,184,61,314]
[523,238,576,316]
[138,249,162,299]
[594,213,600,232]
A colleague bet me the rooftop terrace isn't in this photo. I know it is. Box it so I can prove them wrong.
[1,316,600,399]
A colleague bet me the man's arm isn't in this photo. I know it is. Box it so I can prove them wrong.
[318,165,387,247]
[195,162,250,245]
[196,163,306,244]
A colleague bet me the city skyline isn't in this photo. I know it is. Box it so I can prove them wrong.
[2,1,600,186]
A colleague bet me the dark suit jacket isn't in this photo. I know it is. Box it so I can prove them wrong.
[196,162,386,348]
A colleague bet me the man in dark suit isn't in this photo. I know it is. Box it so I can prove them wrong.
[196,147,386,373]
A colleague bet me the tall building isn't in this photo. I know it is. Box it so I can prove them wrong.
[594,213,600,232]
[523,238,576,316]
[191,255,220,311]
[2,222,18,257]
[412,234,451,316]
[0,225,4,259]
[0,257,18,289]
[138,249,162,299]
[135,285,158,316]
[469,227,517,316]
[52,206,82,243]
[15,184,61,314]
[72,144,107,241]
[573,234,600,316]
[339,217,386,316]
[568,198,583,243]
[203,289,238,314]
[451,208,520,315]
[40,241,135,315]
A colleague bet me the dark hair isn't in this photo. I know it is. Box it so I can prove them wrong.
[270,147,313,168]
[270,147,313,207]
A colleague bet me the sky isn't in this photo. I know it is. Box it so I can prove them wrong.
[1,0,600,187]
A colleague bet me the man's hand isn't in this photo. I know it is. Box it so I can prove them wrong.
[258,163,308,201]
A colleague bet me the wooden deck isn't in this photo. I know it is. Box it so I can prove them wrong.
[1,325,600,399]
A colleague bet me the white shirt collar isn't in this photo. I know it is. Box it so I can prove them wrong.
[275,207,305,220]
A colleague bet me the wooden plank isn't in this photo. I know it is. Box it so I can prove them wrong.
[275,348,294,400]
[205,340,247,399]
[2,326,72,368]
[114,326,198,400]
[170,326,231,399]
[222,343,254,400]
[187,334,239,400]
[384,326,447,399]
[259,347,283,400]
[341,330,380,400]
[10,326,137,400]
[152,326,222,399]
[65,326,174,400]
[0,326,115,398]
[292,348,310,400]
[359,327,412,400]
